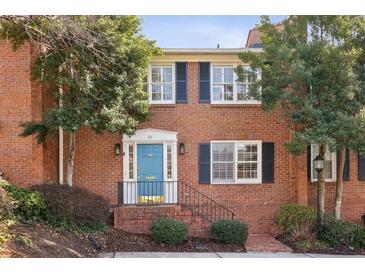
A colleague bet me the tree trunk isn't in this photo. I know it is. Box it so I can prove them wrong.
[319,144,326,214]
[334,147,346,220]
[66,132,76,187]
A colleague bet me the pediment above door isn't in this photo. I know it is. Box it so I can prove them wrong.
[123,128,177,142]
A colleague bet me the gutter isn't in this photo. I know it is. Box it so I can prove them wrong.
[161,48,262,55]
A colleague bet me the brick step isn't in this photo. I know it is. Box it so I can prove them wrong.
[114,204,211,237]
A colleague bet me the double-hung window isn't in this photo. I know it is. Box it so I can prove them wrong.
[211,141,262,184]
[212,66,234,102]
[147,64,175,104]
[211,64,260,104]
[310,144,337,182]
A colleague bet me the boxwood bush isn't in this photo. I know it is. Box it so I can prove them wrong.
[211,220,248,245]
[319,216,365,249]
[278,204,317,241]
[150,217,187,245]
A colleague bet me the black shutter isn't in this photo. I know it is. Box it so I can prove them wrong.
[307,145,311,182]
[199,143,211,184]
[262,142,274,183]
[343,148,350,181]
[176,62,188,103]
[199,62,210,103]
[358,152,365,181]
[117,182,123,204]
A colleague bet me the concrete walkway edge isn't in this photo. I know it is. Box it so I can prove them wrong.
[98,252,365,258]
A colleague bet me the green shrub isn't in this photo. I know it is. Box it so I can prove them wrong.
[211,220,248,245]
[319,216,365,249]
[30,183,110,229]
[1,182,47,222]
[0,223,12,243]
[0,185,16,221]
[278,204,317,241]
[0,180,108,232]
[296,239,327,251]
[150,217,187,245]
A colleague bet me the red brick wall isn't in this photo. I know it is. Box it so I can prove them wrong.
[68,62,297,233]
[0,41,44,186]
[114,205,210,237]
[63,129,122,205]
[41,69,58,183]
[308,151,365,225]
[3,49,365,234]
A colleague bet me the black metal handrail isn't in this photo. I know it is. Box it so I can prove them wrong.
[179,181,235,223]
[117,180,235,223]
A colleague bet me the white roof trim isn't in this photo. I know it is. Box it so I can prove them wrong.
[162,48,262,54]
[123,128,177,142]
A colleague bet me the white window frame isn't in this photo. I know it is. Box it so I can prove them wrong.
[310,144,337,182]
[210,63,261,105]
[147,63,175,104]
[211,140,262,184]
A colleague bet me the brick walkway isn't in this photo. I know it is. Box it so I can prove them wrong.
[245,234,293,253]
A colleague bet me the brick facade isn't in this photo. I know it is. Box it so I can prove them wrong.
[0,41,43,186]
[0,41,58,186]
[67,62,296,234]
[1,41,365,235]
[114,205,210,237]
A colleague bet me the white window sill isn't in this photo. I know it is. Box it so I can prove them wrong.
[310,179,336,183]
[210,101,261,105]
[211,181,262,185]
[149,101,175,105]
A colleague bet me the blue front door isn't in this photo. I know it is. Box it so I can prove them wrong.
[137,144,164,203]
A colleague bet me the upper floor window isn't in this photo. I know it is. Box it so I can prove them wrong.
[211,141,262,184]
[310,144,337,182]
[211,64,260,104]
[147,64,175,104]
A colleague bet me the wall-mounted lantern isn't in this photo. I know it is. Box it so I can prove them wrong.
[115,143,121,156]
[179,143,185,155]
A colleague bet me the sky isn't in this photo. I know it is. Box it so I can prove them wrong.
[140,16,286,48]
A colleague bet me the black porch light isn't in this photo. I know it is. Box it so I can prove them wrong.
[313,154,324,173]
[115,143,121,156]
[179,143,185,155]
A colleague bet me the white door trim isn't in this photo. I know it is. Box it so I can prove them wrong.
[122,128,178,204]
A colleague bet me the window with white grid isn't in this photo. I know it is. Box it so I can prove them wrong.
[311,144,337,182]
[212,141,262,184]
[211,64,260,104]
[148,64,175,104]
[237,144,259,180]
[212,66,234,102]
[212,143,235,182]
[167,144,172,179]
[237,66,258,102]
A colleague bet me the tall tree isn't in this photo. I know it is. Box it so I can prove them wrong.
[238,16,365,219]
[0,16,160,186]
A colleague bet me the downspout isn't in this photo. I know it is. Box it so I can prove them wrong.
[58,66,64,184]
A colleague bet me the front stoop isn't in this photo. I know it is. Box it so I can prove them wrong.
[114,204,210,237]
[245,234,293,253]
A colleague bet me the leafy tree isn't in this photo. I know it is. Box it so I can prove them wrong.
[0,16,160,186]
[238,16,365,220]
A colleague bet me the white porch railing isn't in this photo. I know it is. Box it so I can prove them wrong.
[119,181,177,204]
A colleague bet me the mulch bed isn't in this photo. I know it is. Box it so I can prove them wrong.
[277,236,365,255]
[94,228,246,253]
[0,223,245,257]
[0,223,96,258]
